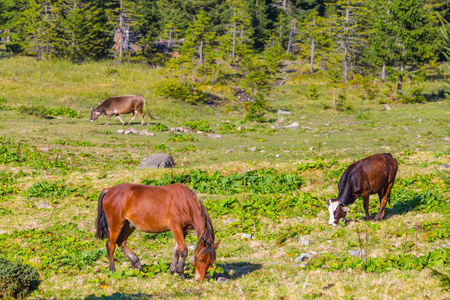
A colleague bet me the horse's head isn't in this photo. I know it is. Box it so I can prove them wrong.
[194,241,219,281]
[90,107,101,122]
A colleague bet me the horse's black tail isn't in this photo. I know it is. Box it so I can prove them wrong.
[95,189,109,240]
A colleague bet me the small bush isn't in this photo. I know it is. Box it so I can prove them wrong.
[155,79,205,104]
[183,120,211,132]
[166,133,198,143]
[243,93,268,122]
[150,124,168,132]
[398,88,427,104]
[0,257,41,299]
[17,105,80,118]
[305,85,319,100]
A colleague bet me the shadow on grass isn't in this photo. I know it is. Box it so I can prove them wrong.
[85,292,155,300]
[218,262,262,280]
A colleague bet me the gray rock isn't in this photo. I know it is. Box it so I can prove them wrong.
[276,117,285,124]
[277,110,291,115]
[38,201,50,209]
[296,217,303,221]
[249,147,257,152]
[402,126,409,131]
[275,154,280,158]
[302,126,312,130]
[443,137,450,141]
[124,129,132,135]
[208,134,223,139]
[188,245,195,250]
[267,261,280,265]
[224,218,235,224]
[138,153,175,169]
[283,150,290,153]
[41,146,50,152]
[349,250,366,257]
[225,150,234,154]
[295,253,310,262]
[308,251,318,256]
[176,127,183,132]
[442,243,450,248]
[284,122,299,129]
[183,128,190,133]
[384,104,392,110]
[440,164,450,169]
[417,253,425,257]
[418,119,423,123]
[197,131,204,134]
[129,127,139,134]
[298,236,310,246]
[241,233,253,240]
[217,277,229,283]
[394,241,402,248]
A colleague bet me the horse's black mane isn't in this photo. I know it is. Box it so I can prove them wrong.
[195,200,216,261]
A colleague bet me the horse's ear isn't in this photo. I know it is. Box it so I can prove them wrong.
[325,199,331,208]
[90,107,93,110]
[214,240,220,249]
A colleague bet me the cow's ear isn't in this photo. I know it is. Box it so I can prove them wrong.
[342,206,350,212]
[90,107,94,110]
[325,201,330,208]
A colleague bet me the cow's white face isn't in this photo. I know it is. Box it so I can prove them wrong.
[90,108,101,122]
[326,199,350,226]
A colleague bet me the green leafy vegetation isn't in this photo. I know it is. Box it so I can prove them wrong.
[0,257,41,299]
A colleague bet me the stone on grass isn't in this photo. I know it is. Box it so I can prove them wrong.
[349,250,365,257]
[298,236,310,246]
[138,153,175,169]
[197,131,204,134]
[208,134,223,139]
[277,110,292,115]
[225,150,234,154]
[284,122,299,129]
[124,129,132,135]
[295,263,309,268]
[217,277,229,283]
[129,127,138,134]
[38,201,50,209]
[442,243,450,248]
[418,119,423,123]
[249,147,256,152]
[384,104,391,110]
[295,253,310,262]
[440,164,450,169]
[241,233,253,240]
[276,117,285,124]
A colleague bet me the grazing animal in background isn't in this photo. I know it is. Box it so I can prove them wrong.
[95,183,219,281]
[89,94,154,126]
[326,153,398,226]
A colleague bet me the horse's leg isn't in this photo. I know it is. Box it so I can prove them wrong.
[117,220,141,270]
[362,195,370,221]
[106,226,121,272]
[374,182,394,221]
[170,226,188,278]
[128,111,138,125]
[105,115,112,126]
[139,111,145,125]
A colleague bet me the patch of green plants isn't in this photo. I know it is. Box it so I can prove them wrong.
[150,124,169,132]
[17,105,81,118]
[307,248,450,273]
[155,79,205,104]
[305,84,319,100]
[54,140,95,147]
[183,120,211,132]
[0,171,20,196]
[166,132,198,143]
[243,93,269,122]
[421,220,450,242]
[142,169,304,195]
[174,145,196,153]
[0,97,9,110]
[0,224,103,271]
[153,143,170,151]
[296,158,340,171]
[0,257,41,299]
[108,260,169,280]
[25,180,80,198]
[398,88,427,104]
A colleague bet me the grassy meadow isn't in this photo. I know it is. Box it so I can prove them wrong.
[0,54,449,299]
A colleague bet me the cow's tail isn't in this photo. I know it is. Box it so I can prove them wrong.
[95,189,109,240]
[143,97,154,120]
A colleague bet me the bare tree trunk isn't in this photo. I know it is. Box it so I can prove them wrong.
[343,4,349,83]
[381,64,386,80]
[199,40,203,65]
[232,11,236,59]
[310,16,315,74]
[282,0,287,11]
[332,89,336,108]
[397,73,403,94]
[286,20,294,55]
[119,0,123,63]
[167,28,172,53]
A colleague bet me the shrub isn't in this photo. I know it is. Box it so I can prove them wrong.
[17,105,80,118]
[305,84,319,100]
[183,120,211,132]
[155,79,205,104]
[0,257,41,299]
[150,124,168,132]
[243,93,268,122]
[398,88,427,104]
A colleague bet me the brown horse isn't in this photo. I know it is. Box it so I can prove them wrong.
[95,183,219,281]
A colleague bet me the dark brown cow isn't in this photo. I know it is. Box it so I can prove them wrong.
[326,153,398,226]
[90,94,154,126]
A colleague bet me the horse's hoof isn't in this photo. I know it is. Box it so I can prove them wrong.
[178,273,186,279]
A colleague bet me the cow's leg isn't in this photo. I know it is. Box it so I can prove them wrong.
[362,195,370,221]
[169,225,188,278]
[128,111,138,125]
[374,182,394,221]
[117,220,141,270]
[116,115,125,126]
[139,111,145,125]
[105,115,112,126]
